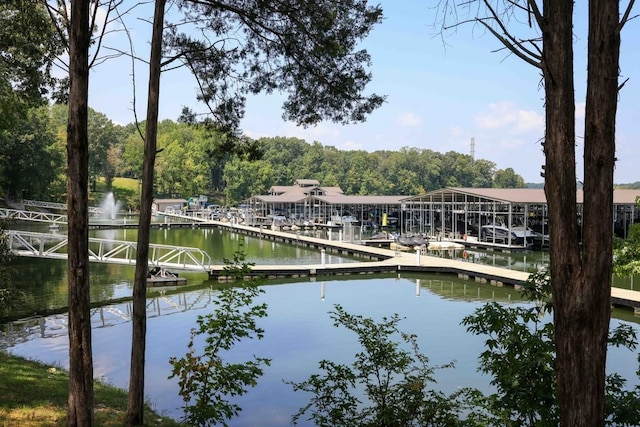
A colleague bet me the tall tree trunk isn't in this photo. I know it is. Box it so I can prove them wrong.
[126,0,166,424]
[544,0,619,425]
[67,0,93,425]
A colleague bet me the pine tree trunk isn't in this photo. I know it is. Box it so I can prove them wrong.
[126,0,166,424]
[544,0,619,425]
[67,0,93,424]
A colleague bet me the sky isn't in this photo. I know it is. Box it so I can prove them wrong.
[86,1,640,184]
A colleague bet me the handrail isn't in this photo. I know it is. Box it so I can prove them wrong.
[5,230,212,272]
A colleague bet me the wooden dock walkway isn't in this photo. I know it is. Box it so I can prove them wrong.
[159,214,640,314]
[208,252,531,286]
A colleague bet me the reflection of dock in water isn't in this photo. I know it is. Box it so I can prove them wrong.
[4,275,640,351]
[0,288,217,349]
[6,217,640,315]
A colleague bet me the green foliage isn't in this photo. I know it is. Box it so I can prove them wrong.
[0,106,64,200]
[0,0,64,107]
[169,250,270,427]
[49,105,126,193]
[493,168,527,188]
[0,2,65,202]
[613,223,640,276]
[288,304,470,426]
[167,0,385,133]
[463,270,640,426]
[222,158,273,205]
[12,109,531,203]
[462,281,557,425]
[26,116,528,203]
[87,109,122,190]
[0,221,20,316]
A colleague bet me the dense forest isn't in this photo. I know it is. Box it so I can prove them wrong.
[5,103,640,209]
[2,103,539,207]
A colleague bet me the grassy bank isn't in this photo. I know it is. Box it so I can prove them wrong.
[0,352,181,426]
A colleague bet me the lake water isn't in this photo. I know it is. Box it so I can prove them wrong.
[2,225,640,425]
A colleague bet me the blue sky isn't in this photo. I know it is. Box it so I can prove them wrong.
[87,1,640,184]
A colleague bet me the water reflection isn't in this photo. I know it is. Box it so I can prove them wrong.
[3,225,640,426]
[7,280,511,349]
[2,277,639,427]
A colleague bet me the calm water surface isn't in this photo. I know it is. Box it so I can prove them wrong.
[3,276,523,425]
[2,226,640,425]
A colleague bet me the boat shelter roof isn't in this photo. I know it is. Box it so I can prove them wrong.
[613,189,640,204]
[252,194,406,205]
[314,195,407,205]
[404,187,640,205]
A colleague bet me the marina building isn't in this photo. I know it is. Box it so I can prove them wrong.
[247,182,640,248]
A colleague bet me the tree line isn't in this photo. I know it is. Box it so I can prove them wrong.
[1,106,528,207]
[2,0,636,425]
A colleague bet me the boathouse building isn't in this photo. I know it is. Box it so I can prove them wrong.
[247,179,406,228]
[247,182,640,241]
[399,187,640,241]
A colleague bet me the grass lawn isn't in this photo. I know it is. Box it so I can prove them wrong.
[93,177,140,211]
[0,352,181,426]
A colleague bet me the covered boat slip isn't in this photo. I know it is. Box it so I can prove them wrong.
[247,193,406,230]
[246,182,640,250]
[401,188,640,248]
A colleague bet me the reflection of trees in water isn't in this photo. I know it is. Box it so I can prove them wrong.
[88,262,132,301]
[8,258,68,315]
[5,259,140,319]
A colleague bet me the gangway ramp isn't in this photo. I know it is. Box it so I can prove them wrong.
[0,207,67,224]
[23,199,102,214]
[6,230,212,272]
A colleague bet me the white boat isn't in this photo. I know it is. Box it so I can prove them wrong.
[331,215,360,226]
[427,241,465,250]
[480,225,538,247]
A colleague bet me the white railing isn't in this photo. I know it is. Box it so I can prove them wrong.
[5,230,212,272]
[23,199,102,214]
[0,208,67,224]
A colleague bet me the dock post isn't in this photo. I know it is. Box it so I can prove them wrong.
[416,248,421,265]
[321,249,326,267]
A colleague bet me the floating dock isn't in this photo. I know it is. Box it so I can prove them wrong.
[93,213,640,314]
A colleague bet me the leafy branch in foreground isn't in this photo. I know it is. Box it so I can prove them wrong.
[613,222,640,277]
[288,304,471,427]
[463,270,640,426]
[169,249,269,427]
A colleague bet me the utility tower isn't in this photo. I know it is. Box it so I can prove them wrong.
[470,137,475,164]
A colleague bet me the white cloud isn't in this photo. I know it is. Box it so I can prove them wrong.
[474,101,544,135]
[395,112,423,127]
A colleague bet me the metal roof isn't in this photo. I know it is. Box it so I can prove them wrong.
[253,194,307,203]
[251,186,640,207]
[404,187,640,205]
[153,198,188,204]
[252,194,406,205]
[408,188,549,204]
[612,189,640,204]
[314,195,406,205]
